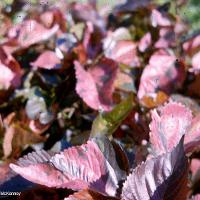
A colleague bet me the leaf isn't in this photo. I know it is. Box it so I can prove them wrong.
[70,2,105,32]
[170,94,200,116]
[91,94,134,136]
[82,22,104,59]
[3,112,46,158]
[138,32,152,52]
[121,138,189,200]
[137,50,185,100]
[91,135,127,179]
[74,58,118,111]
[10,150,68,188]
[155,28,175,49]
[190,158,200,182]
[105,40,140,67]
[0,47,22,90]
[184,113,200,153]
[10,137,125,197]
[39,8,66,31]
[189,51,200,74]
[151,9,172,27]
[30,50,61,70]
[191,194,200,200]
[149,101,192,155]
[8,20,59,48]
[114,71,136,92]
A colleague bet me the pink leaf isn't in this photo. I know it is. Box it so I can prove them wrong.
[39,8,66,31]
[138,32,152,52]
[30,50,61,70]
[137,50,185,99]
[149,101,192,155]
[151,9,172,27]
[121,138,189,200]
[190,159,200,178]
[8,20,59,48]
[10,138,125,197]
[74,58,118,111]
[184,113,200,153]
[189,51,200,74]
[105,40,140,67]
[191,194,200,200]
[9,150,68,188]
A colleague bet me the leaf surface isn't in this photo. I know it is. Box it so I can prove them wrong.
[10,138,125,196]
[121,138,189,200]
[149,101,192,154]
[74,58,118,111]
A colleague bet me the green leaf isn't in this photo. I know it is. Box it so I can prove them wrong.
[91,94,135,136]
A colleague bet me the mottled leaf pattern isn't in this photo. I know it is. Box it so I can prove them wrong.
[10,137,125,196]
[74,58,118,111]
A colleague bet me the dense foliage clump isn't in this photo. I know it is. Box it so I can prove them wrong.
[0,0,200,199]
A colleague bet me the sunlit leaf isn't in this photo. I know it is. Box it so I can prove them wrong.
[121,138,189,200]
[10,137,125,197]
[149,101,192,155]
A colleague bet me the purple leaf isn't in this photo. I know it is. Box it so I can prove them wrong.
[121,138,189,200]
